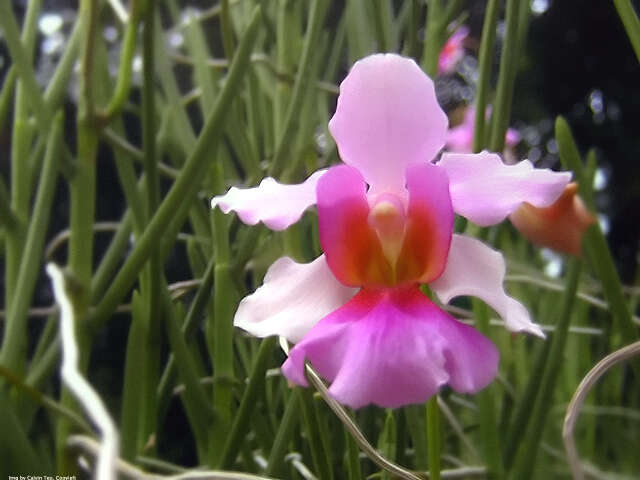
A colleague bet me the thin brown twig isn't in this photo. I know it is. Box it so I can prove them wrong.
[304,363,487,479]
[304,364,424,480]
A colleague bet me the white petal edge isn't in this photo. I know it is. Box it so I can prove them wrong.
[430,234,545,337]
[234,255,358,343]
[211,169,327,231]
[438,151,571,226]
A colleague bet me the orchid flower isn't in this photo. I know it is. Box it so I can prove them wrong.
[438,26,469,75]
[211,54,571,409]
[510,182,596,257]
[446,105,521,153]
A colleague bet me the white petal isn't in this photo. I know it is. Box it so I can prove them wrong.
[211,169,326,231]
[438,152,571,226]
[234,255,357,343]
[430,234,545,337]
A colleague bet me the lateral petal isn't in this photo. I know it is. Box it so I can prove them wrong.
[430,234,545,337]
[211,169,326,231]
[234,255,357,343]
[438,152,571,226]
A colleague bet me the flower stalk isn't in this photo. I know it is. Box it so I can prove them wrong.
[426,396,441,480]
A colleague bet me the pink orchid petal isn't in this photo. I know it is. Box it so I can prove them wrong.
[445,123,474,153]
[329,54,448,193]
[317,165,392,287]
[505,127,521,146]
[282,286,498,408]
[438,151,571,226]
[430,234,545,337]
[438,26,469,74]
[234,255,357,343]
[210,169,326,231]
[396,162,454,283]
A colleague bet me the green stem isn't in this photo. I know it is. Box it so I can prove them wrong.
[88,6,262,330]
[89,211,134,303]
[0,366,92,435]
[266,389,301,477]
[0,171,18,231]
[503,340,551,468]
[555,117,592,206]
[0,68,16,132]
[2,0,42,342]
[371,0,393,52]
[300,389,333,480]
[0,392,43,473]
[70,0,99,289]
[208,163,235,466]
[488,0,522,152]
[0,1,50,131]
[110,128,146,232]
[472,0,500,153]
[473,300,504,479]
[555,117,637,349]
[613,0,640,63]
[345,425,363,480]
[509,258,582,480]
[57,0,99,470]
[163,293,213,461]
[407,0,420,59]
[0,113,62,375]
[103,9,141,119]
[273,0,297,145]
[208,261,237,460]
[157,258,216,422]
[220,0,235,60]
[583,226,638,345]
[406,405,428,470]
[269,0,325,179]
[218,336,277,469]
[422,0,444,78]
[44,18,82,111]
[68,127,97,290]
[139,0,162,454]
[119,290,146,460]
[426,396,441,480]
[4,119,29,332]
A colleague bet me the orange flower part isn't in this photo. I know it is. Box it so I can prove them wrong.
[509,183,596,257]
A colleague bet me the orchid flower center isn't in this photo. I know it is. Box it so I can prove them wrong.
[368,193,407,268]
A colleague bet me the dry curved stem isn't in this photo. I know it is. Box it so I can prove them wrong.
[304,364,424,480]
[304,365,421,479]
[563,340,640,480]
[304,363,487,479]
[46,222,121,259]
[68,435,279,480]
